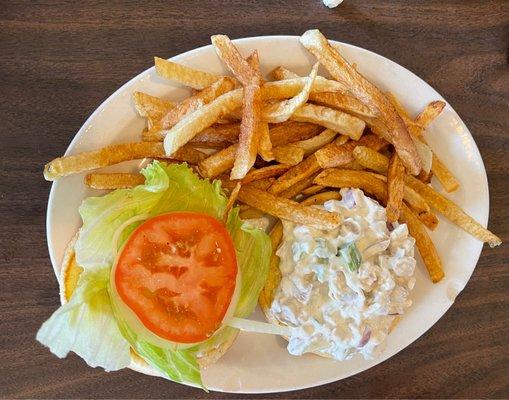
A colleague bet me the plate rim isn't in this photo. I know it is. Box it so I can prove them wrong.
[45,34,489,394]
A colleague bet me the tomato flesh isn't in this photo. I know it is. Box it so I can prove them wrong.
[115,212,238,344]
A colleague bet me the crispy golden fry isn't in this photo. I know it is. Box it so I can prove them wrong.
[313,169,444,282]
[157,77,236,129]
[352,145,389,173]
[242,164,292,184]
[247,177,275,190]
[269,155,321,195]
[133,92,174,120]
[400,204,444,282]
[416,100,446,127]
[428,152,460,192]
[290,103,365,140]
[198,144,238,178]
[84,173,145,189]
[269,122,323,146]
[264,63,319,123]
[44,143,205,181]
[273,145,305,165]
[223,182,241,223]
[405,176,501,247]
[145,122,240,145]
[385,92,424,136]
[258,221,283,312]
[238,186,341,229]
[163,89,243,156]
[418,211,439,231]
[232,83,263,179]
[387,154,405,222]
[300,191,340,205]
[270,66,346,92]
[309,91,377,119]
[258,122,274,161]
[276,129,337,158]
[154,57,220,90]
[279,172,320,199]
[315,134,387,169]
[300,30,421,175]
[301,184,325,196]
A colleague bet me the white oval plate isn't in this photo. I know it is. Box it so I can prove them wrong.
[46,36,489,393]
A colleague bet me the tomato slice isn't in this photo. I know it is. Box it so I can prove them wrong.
[114,212,238,344]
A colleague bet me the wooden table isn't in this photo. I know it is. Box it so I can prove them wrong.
[1,1,507,398]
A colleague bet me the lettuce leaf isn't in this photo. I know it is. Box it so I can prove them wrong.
[36,268,131,371]
[40,162,270,388]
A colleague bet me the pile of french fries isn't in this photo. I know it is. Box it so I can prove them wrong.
[44,29,501,283]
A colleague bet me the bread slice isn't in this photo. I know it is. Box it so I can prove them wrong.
[59,232,238,374]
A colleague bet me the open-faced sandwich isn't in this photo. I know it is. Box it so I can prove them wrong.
[39,30,500,390]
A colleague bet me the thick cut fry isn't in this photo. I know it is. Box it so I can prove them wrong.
[418,211,439,231]
[279,172,320,199]
[242,164,292,184]
[301,184,325,196]
[163,89,243,156]
[133,92,174,120]
[269,122,323,146]
[272,145,305,165]
[198,144,238,178]
[274,129,337,160]
[416,100,446,127]
[399,204,444,282]
[309,91,377,120]
[264,63,319,123]
[405,176,501,247]
[154,57,220,90]
[269,155,321,195]
[313,169,444,282]
[231,83,263,179]
[300,30,421,175]
[300,191,341,206]
[223,182,241,223]
[258,222,283,312]
[157,77,236,129]
[237,186,341,229]
[387,154,405,222]
[315,134,387,169]
[44,143,204,181]
[352,145,389,173]
[84,173,145,190]
[290,103,365,140]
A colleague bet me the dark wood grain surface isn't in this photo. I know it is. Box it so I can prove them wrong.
[1,0,508,398]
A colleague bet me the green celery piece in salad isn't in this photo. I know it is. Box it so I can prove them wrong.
[339,242,362,272]
[38,162,271,389]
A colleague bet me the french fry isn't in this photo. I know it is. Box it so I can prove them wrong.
[264,63,319,123]
[313,169,444,282]
[270,65,346,92]
[268,155,321,195]
[301,184,325,196]
[290,103,365,140]
[258,122,274,161]
[415,100,446,127]
[399,204,444,282]
[269,122,323,146]
[133,92,174,120]
[315,134,387,169]
[84,173,145,190]
[223,182,241,223]
[300,191,340,205]
[198,144,238,178]
[239,206,266,220]
[405,176,501,247]
[279,172,320,199]
[157,77,236,129]
[44,143,205,181]
[387,154,405,222]
[427,153,460,193]
[237,185,341,229]
[272,145,305,165]
[154,57,220,90]
[258,221,283,312]
[352,145,389,173]
[418,211,439,231]
[300,30,421,175]
[274,129,337,161]
[242,164,292,184]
